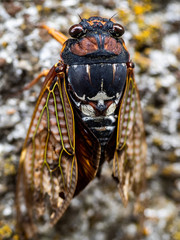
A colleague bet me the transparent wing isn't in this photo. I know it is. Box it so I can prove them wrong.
[113,67,146,206]
[16,66,77,238]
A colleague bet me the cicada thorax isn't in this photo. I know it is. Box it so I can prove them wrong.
[61,18,130,164]
[66,63,127,149]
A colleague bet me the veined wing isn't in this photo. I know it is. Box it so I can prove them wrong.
[74,112,101,196]
[16,65,77,238]
[113,67,146,206]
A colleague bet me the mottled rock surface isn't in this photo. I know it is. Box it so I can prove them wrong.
[0,0,180,239]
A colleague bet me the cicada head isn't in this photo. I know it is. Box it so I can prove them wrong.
[61,16,130,65]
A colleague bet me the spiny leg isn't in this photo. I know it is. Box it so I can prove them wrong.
[39,24,68,45]
[22,69,49,91]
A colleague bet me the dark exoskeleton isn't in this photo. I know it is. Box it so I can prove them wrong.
[16,16,146,239]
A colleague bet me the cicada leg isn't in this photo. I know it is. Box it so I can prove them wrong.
[39,24,68,45]
[8,69,49,98]
[22,69,49,91]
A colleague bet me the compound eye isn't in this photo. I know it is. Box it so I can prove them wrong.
[69,24,84,38]
[111,23,125,37]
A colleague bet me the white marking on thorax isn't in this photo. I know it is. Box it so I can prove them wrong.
[97,99,104,106]
[112,64,117,82]
[87,91,113,101]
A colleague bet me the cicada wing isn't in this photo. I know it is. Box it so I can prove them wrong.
[74,112,101,196]
[113,67,146,206]
[16,66,78,238]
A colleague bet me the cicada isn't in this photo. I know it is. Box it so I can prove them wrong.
[16,16,146,238]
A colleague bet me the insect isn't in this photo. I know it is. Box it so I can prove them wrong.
[16,16,146,238]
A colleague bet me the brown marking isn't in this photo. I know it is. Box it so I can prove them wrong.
[88,101,97,109]
[112,64,116,83]
[88,101,116,116]
[105,100,114,108]
[70,36,98,56]
[104,36,121,55]
[86,65,91,84]
[99,34,103,47]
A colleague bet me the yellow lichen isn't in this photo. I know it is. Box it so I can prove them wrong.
[173,232,180,240]
[117,0,160,50]
[133,3,152,15]
[36,5,43,12]
[133,23,160,49]
[117,9,131,25]
[0,224,12,239]
[1,42,8,48]
[4,162,16,176]
[176,47,180,60]
[151,112,162,124]
[81,9,98,20]
[20,23,27,31]
[167,152,177,162]
[12,235,20,240]
[152,137,163,147]
[142,226,151,236]
[134,52,151,71]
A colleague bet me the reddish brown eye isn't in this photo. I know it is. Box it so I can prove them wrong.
[69,24,84,38]
[111,23,125,37]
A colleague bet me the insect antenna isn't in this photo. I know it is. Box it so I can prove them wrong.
[78,14,83,21]
[109,13,118,21]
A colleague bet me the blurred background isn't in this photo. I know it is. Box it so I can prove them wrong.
[0,0,180,239]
